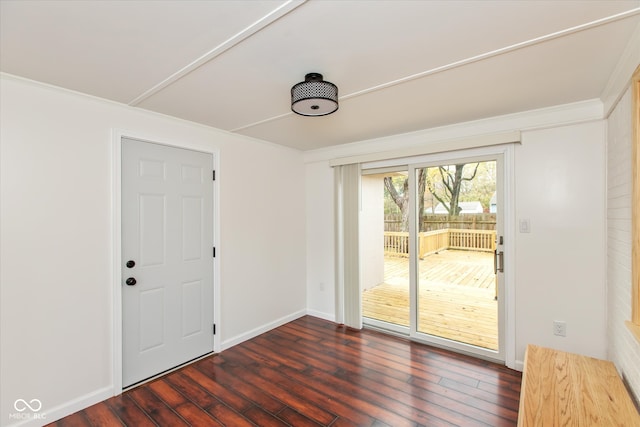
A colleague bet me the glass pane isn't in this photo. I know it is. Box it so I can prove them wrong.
[361,171,410,327]
[416,161,499,350]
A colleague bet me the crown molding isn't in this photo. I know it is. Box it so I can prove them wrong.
[303,99,603,164]
[602,21,640,117]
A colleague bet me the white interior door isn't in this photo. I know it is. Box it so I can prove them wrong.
[122,138,214,388]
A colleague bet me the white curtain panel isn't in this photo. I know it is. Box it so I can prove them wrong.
[334,163,362,329]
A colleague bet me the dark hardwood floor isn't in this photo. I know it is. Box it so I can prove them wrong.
[48,316,522,426]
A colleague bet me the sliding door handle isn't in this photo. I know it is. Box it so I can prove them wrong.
[494,250,504,273]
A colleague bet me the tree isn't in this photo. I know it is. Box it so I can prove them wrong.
[384,170,426,232]
[458,161,496,211]
[427,163,480,215]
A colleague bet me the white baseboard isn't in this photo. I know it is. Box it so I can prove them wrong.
[305,309,335,323]
[6,386,113,427]
[220,309,307,351]
[514,359,525,372]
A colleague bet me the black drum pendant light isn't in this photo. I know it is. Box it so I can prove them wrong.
[291,73,338,116]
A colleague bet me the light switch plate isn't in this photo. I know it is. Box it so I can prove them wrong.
[519,219,531,233]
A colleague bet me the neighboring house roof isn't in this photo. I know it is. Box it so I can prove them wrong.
[433,201,484,214]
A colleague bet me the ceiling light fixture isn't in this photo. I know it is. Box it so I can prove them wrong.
[291,73,338,116]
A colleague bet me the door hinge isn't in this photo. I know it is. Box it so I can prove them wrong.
[213,324,216,335]
[212,170,216,181]
[213,247,216,258]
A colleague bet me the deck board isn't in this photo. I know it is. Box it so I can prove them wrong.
[363,249,498,350]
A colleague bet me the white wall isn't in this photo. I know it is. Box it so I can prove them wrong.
[606,87,640,402]
[305,111,608,369]
[0,75,306,426]
[515,122,607,362]
[304,161,335,321]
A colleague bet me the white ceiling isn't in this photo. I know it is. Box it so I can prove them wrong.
[1,0,639,151]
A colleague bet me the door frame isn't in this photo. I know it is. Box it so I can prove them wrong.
[111,129,221,394]
[361,143,516,368]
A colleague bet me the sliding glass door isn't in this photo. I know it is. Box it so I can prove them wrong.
[362,148,507,361]
[413,159,502,357]
[361,169,411,334]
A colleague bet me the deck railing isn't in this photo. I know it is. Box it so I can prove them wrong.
[418,229,450,256]
[384,232,410,256]
[448,229,496,252]
[384,229,496,257]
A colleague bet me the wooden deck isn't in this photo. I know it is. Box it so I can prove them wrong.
[363,250,498,350]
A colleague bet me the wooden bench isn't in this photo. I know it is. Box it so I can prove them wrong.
[518,344,640,426]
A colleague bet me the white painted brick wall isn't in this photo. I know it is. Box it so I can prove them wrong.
[607,87,640,402]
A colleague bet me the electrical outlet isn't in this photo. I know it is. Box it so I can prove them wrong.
[319,282,325,291]
[553,321,567,337]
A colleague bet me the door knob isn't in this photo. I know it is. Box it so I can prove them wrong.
[126,277,137,286]
[126,260,135,268]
